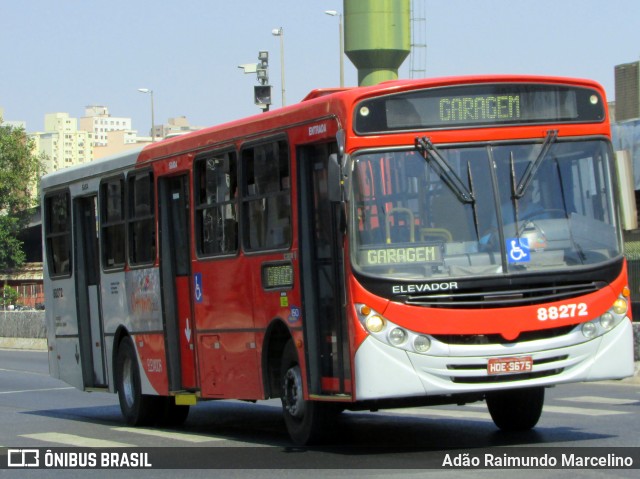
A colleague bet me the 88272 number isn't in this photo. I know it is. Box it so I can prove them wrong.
[537,303,588,321]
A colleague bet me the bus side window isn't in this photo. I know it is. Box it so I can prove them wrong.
[100,176,126,270]
[195,150,239,256]
[127,171,156,266]
[241,139,291,251]
[44,191,72,277]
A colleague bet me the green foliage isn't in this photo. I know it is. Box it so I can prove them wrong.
[1,285,19,308]
[0,122,44,269]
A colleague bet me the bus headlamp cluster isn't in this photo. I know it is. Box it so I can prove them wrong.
[357,304,432,354]
[580,296,628,339]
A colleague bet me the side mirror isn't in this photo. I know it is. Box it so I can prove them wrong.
[328,153,342,204]
[336,129,346,158]
[616,150,638,230]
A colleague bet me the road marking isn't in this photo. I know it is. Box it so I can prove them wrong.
[0,368,50,376]
[21,433,133,448]
[557,395,638,406]
[380,408,491,421]
[542,405,627,416]
[381,402,630,421]
[112,427,222,443]
[466,402,628,416]
[0,387,75,395]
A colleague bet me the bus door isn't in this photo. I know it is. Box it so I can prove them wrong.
[158,174,197,391]
[298,143,351,397]
[73,195,106,387]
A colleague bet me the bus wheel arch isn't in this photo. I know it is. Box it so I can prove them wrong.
[114,332,161,426]
[280,339,338,445]
[110,326,131,393]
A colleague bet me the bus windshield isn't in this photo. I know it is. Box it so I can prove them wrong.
[350,139,621,280]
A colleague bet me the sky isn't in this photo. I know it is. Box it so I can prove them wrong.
[1,0,639,135]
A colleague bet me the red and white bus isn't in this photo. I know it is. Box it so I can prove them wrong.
[42,75,635,444]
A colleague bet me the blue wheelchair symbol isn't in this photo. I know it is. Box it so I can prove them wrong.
[194,273,203,303]
[506,238,530,263]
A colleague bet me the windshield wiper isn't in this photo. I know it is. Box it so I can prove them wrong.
[415,137,474,203]
[514,130,558,199]
[467,161,481,238]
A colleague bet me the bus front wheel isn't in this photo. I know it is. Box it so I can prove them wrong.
[116,336,160,426]
[280,340,335,445]
[486,386,544,431]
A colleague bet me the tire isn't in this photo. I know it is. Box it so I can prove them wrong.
[280,340,336,445]
[486,387,544,432]
[116,336,161,426]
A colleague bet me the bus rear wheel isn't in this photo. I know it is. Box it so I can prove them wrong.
[486,386,544,431]
[116,336,161,426]
[280,340,336,445]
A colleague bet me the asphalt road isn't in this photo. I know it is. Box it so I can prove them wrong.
[1,348,639,478]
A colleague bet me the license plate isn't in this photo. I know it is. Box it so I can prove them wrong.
[487,356,533,375]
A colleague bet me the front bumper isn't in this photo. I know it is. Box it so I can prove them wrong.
[354,318,634,400]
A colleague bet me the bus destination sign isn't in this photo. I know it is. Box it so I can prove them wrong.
[262,261,294,290]
[355,83,605,133]
[358,245,442,267]
[439,94,521,123]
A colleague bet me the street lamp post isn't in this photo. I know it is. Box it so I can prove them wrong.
[271,27,286,107]
[137,88,155,142]
[324,10,344,87]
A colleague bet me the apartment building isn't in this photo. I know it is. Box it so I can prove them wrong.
[154,116,204,139]
[80,105,134,147]
[31,113,93,173]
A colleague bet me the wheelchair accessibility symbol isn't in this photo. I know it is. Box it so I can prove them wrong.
[506,238,531,263]
[194,273,203,303]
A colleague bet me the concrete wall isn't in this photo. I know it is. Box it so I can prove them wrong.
[0,311,47,350]
[0,311,46,338]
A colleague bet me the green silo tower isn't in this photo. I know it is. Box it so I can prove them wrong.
[344,0,411,86]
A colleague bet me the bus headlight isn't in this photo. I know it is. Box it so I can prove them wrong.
[365,315,386,333]
[388,327,407,346]
[612,298,628,315]
[355,304,435,355]
[577,294,628,340]
[599,312,615,330]
[581,322,597,339]
[413,335,431,353]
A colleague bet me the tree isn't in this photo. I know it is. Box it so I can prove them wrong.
[1,285,19,309]
[0,121,45,270]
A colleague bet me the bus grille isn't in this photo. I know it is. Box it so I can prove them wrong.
[447,355,568,384]
[403,282,602,308]
[432,325,575,345]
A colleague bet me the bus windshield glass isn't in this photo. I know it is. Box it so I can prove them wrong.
[350,139,621,280]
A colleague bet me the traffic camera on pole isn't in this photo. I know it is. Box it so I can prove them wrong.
[238,51,272,112]
[254,51,272,111]
[256,51,269,84]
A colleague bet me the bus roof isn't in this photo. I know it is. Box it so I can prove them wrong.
[40,146,144,191]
